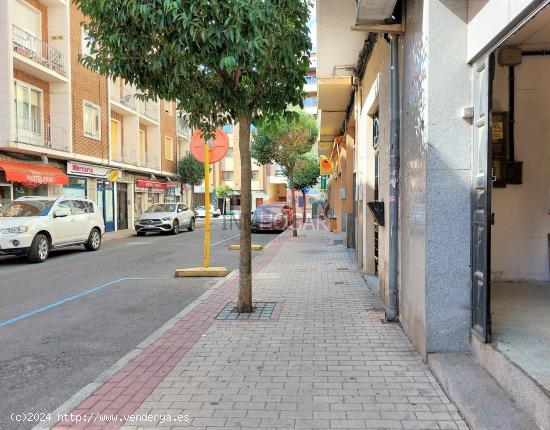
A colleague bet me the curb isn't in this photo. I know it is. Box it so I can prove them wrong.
[36,232,280,430]
[33,271,237,430]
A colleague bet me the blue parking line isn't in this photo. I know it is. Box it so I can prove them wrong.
[0,277,149,329]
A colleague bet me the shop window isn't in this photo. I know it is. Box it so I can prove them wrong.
[165,136,174,161]
[13,183,47,199]
[64,177,87,198]
[83,101,101,139]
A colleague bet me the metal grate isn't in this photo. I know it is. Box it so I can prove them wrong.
[216,302,277,320]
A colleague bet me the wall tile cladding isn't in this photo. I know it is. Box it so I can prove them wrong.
[70,4,109,161]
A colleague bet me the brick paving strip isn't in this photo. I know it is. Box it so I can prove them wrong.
[50,228,469,430]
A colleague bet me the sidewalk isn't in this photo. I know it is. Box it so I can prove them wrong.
[50,228,468,430]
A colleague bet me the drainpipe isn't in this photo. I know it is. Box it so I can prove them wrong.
[386,34,400,322]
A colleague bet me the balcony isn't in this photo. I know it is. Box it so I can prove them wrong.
[111,146,138,165]
[14,116,69,152]
[139,101,159,123]
[12,25,67,82]
[138,153,160,170]
[110,83,137,113]
[176,116,191,138]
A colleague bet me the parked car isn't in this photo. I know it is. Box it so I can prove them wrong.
[0,196,105,263]
[251,204,288,232]
[194,205,221,218]
[135,203,195,235]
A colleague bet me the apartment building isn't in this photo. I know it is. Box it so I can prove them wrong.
[318,0,550,427]
[0,0,191,232]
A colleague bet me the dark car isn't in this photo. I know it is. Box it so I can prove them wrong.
[251,204,288,232]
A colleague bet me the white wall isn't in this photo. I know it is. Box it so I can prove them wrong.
[492,56,550,281]
[467,0,538,61]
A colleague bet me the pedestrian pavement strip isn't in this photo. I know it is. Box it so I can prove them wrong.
[51,229,469,430]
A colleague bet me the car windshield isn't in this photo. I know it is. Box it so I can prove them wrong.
[0,200,55,217]
[256,206,281,215]
[146,204,176,213]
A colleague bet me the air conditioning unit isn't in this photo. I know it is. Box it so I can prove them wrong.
[352,0,405,34]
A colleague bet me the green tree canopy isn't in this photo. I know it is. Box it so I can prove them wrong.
[290,156,320,193]
[75,0,312,312]
[177,152,203,207]
[251,111,318,235]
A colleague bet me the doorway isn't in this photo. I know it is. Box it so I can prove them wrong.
[0,180,12,207]
[117,183,128,230]
[471,8,550,394]
[97,179,115,232]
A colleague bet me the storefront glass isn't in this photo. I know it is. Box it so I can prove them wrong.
[63,177,87,198]
[13,183,48,199]
[97,180,115,232]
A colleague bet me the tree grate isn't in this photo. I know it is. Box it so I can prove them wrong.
[215,302,277,320]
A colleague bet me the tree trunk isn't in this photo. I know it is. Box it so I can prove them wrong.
[237,115,253,313]
[190,186,195,208]
[302,190,307,223]
[290,171,297,237]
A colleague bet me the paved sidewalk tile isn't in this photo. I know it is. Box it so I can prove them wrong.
[53,228,468,430]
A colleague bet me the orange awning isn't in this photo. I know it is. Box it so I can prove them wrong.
[0,161,69,186]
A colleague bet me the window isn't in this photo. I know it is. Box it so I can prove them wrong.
[83,101,101,139]
[225,147,233,157]
[13,1,41,52]
[163,101,173,116]
[110,119,121,158]
[305,75,317,85]
[303,97,317,107]
[222,171,233,180]
[72,200,89,214]
[14,81,43,136]
[251,170,259,180]
[165,136,174,161]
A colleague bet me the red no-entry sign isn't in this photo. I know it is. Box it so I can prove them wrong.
[190,129,229,164]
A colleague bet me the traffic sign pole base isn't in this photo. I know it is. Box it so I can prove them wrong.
[175,267,229,277]
[228,244,264,251]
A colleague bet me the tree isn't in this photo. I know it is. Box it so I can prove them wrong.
[215,184,234,215]
[177,152,203,207]
[251,112,318,236]
[290,156,320,223]
[76,0,312,313]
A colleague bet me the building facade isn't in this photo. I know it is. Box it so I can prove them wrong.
[317,0,550,427]
[0,0,191,232]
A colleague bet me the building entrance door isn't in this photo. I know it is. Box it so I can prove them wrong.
[471,54,494,342]
[117,183,128,230]
[97,180,115,232]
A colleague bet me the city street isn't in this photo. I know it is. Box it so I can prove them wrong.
[0,220,280,430]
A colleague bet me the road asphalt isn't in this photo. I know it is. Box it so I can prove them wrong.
[0,220,280,430]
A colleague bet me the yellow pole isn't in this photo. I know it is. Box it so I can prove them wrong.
[203,140,210,268]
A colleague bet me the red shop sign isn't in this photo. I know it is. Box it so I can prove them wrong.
[136,180,166,190]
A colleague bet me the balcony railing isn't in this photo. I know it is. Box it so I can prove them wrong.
[138,154,159,169]
[110,85,137,111]
[15,116,69,151]
[176,116,191,138]
[112,146,138,165]
[12,25,66,76]
[139,101,159,122]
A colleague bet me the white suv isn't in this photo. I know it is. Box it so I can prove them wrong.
[135,203,195,235]
[0,196,105,263]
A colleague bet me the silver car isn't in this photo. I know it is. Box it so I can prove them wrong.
[135,203,195,236]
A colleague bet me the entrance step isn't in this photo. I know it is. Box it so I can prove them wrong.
[429,353,540,430]
[471,334,550,429]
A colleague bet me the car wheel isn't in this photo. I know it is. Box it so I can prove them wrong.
[188,217,195,231]
[85,228,102,251]
[28,234,49,263]
[136,231,146,236]
[171,220,179,235]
